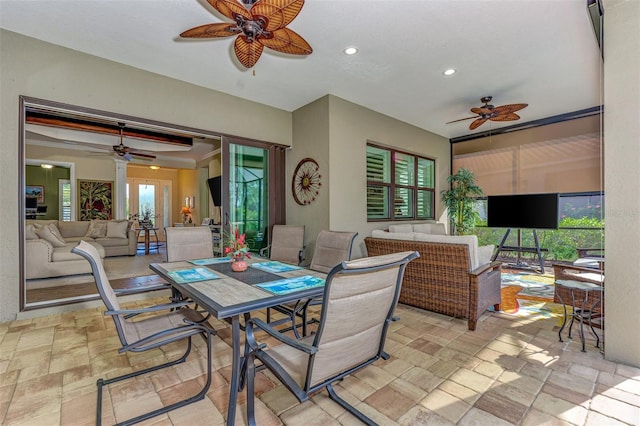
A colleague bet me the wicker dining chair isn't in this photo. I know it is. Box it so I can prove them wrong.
[72,240,215,426]
[242,250,419,425]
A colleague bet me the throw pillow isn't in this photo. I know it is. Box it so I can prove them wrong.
[85,220,108,238]
[25,224,39,240]
[36,223,67,247]
[106,220,129,239]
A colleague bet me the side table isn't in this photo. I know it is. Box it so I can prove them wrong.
[555,279,604,352]
[136,227,159,255]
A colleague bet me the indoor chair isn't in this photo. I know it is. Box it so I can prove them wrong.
[260,224,305,265]
[71,240,215,426]
[242,251,419,425]
[267,230,358,337]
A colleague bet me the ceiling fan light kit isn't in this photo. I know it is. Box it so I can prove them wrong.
[447,96,528,130]
[180,0,313,69]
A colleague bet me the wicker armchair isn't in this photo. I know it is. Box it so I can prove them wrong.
[364,237,501,330]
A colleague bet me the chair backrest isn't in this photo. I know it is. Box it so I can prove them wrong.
[165,226,213,262]
[71,240,133,347]
[309,230,358,273]
[307,251,418,388]
[269,225,305,265]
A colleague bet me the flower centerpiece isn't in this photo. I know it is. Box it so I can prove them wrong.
[225,227,251,271]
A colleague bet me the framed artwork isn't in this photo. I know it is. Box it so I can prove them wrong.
[78,179,113,220]
[26,185,45,204]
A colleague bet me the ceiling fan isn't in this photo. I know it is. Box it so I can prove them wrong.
[111,123,156,161]
[180,0,312,69]
[447,96,528,130]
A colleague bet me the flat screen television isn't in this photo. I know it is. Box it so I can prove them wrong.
[207,176,222,206]
[487,193,559,230]
[25,196,38,210]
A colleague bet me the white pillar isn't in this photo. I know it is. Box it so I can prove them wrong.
[114,158,128,220]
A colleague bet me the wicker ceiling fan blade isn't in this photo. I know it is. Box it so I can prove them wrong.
[234,36,264,68]
[260,28,312,55]
[446,116,477,124]
[490,113,521,122]
[469,118,488,130]
[493,103,528,115]
[129,152,157,159]
[251,0,305,31]
[180,23,238,38]
[207,0,252,21]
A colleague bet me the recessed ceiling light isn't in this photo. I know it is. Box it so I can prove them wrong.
[443,68,456,76]
[40,164,53,169]
[344,47,358,55]
[149,165,160,170]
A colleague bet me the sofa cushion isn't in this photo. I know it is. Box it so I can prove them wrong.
[388,224,414,233]
[371,230,415,241]
[478,244,495,266]
[25,223,39,240]
[106,220,129,239]
[58,220,90,238]
[413,233,481,270]
[94,237,129,247]
[51,242,105,262]
[412,223,447,235]
[85,220,108,238]
[36,223,67,248]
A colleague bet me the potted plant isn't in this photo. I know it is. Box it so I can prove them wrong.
[441,168,483,235]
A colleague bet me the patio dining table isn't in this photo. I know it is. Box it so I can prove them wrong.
[149,257,326,425]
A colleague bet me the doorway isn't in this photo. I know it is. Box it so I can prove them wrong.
[127,178,172,241]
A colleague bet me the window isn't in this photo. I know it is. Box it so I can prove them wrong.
[367,143,435,221]
[59,179,71,221]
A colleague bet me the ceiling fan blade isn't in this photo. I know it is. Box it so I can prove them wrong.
[490,113,522,122]
[130,152,156,159]
[207,0,252,21]
[260,28,312,55]
[469,118,488,130]
[180,23,238,38]
[251,0,305,32]
[493,103,528,114]
[234,36,264,68]
[446,116,477,124]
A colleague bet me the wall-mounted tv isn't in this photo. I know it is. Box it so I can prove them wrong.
[25,196,38,210]
[487,193,559,230]
[207,176,221,206]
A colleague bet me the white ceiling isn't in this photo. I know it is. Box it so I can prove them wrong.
[0,0,603,141]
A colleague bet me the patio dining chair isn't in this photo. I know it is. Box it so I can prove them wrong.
[267,230,358,337]
[260,224,305,265]
[242,250,419,425]
[72,240,215,426]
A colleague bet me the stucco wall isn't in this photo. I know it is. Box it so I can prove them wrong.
[0,30,292,322]
[289,95,450,261]
[602,0,640,367]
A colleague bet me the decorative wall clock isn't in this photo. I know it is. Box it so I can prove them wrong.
[292,157,321,205]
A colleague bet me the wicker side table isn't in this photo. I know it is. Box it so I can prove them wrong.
[555,279,603,352]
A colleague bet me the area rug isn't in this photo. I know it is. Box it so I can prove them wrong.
[501,269,555,301]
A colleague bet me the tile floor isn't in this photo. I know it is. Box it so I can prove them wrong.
[1,296,639,425]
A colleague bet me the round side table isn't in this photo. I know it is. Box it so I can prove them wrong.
[555,279,603,352]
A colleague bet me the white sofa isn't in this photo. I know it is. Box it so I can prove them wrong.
[26,219,137,279]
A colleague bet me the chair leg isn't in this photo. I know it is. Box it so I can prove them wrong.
[326,383,377,426]
[245,352,257,426]
[97,334,213,426]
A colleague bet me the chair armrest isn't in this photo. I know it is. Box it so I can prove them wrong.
[247,318,317,354]
[105,301,192,315]
[576,247,604,258]
[552,262,604,275]
[260,245,270,257]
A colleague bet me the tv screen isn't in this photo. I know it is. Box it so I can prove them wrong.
[25,196,37,209]
[207,176,222,206]
[487,193,559,230]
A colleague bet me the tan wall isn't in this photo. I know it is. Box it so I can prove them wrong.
[0,30,292,321]
[603,0,640,367]
[177,169,200,224]
[289,95,450,260]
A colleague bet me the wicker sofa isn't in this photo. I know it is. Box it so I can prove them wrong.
[364,231,501,330]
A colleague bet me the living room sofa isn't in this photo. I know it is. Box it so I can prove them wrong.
[364,228,501,330]
[26,219,137,279]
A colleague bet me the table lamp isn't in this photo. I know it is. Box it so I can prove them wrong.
[180,206,192,224]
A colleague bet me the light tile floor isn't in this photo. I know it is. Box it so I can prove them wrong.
[1,296,639,425]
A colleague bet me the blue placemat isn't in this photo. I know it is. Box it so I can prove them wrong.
[256,275,325,295]
[251,261,301,273]
[189,257,231,265]
[167,267,220,284]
